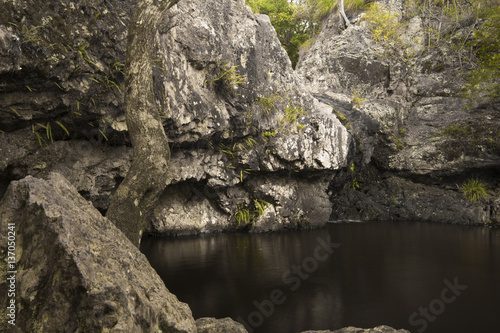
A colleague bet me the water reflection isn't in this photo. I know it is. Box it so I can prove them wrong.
[141,221,500,333]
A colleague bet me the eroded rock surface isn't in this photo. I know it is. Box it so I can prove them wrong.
[301,325,410,333]
[0,0,351,234]
[196,317,248,333]
[297,0,500,223]
[144,0,350,233]
[0,173,196,332]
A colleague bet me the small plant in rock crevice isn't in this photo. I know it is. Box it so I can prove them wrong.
[351,91,365,108]
[32,121,70,147]
[349,162,360,190]
[460,178,489,202]
[206,60,247,96]
[234,199,271,226]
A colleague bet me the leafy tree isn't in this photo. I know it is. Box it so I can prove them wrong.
[246,0,369,66]
[463,1,500,105]
[246,0,309,67]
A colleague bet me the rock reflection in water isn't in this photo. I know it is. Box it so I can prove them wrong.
[141,221,500,333]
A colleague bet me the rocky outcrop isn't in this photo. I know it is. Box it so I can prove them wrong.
[0,135,131,213]
[0,173,196,332]
[331,174,491,223]
[0,0,350,234]
[297,0,500,224]
[301,326,410,333]
[0,0,132,207]
[196,317,248,333]
[143,0,350,233]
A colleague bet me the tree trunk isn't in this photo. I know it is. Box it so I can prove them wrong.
[106,0,177,247]
[340,0,351,27]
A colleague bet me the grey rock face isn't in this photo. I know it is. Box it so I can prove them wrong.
[0,0,132,207]
[196,317,248,333]
[0,0,351,234]
[0,0,130,137]
[332,175,491,223]
[0,173,196,332]
[297,0,499,223]
[144,0,351,233]
[297,24,391,98]
[301,325,410,333]
[0,136,132,212]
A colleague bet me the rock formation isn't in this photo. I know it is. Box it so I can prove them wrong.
[301,325,410,333]
[196,317,248,333]
[0,0,475,331]
[146,0,350,233]
[0,0,351,235]
[0,173,196,332]
[297,0,500,224]
[0,0,133,210]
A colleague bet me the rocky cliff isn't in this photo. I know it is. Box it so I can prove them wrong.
[297,0,500,224]
[0,0,489,331]
[0,0,351,234]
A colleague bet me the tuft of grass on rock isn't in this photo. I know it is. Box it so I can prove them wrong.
[460,178,489,202]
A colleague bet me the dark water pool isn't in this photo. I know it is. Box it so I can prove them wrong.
[140,221,500,333]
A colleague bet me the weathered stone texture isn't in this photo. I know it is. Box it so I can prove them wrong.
[0,173,196,332]
[297,0,500,223]
[196,317,248,333]
[0,0,351,234]
[301,325,410,333]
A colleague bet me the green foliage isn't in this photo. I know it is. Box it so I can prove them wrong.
[364,3,404,49]
[404,0,499,105]
[235,206,252,225]
[395,138,404,150]
[31,121,70,147]
[247,0,309,68]
[463,3,500,105]
[207,61,247,96]
[283,105,307,124]
[255,93,282,116]
[439,123,471,137]
[460,178,489,202]
[335,110,347,123]
[345,0,367,11]
[311,0,336,21]
[234,199,271,226]
[254,199,271,216]
[264,131,276,137]
[245,0,370,66]
[348,162,360,189]
[9,22,44,44]
[351,91,365,108]
[9,107,21,117]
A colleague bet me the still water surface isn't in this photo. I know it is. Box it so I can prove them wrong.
[141,221,500,333]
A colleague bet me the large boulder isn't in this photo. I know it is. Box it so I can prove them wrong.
[0,172,196,332]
